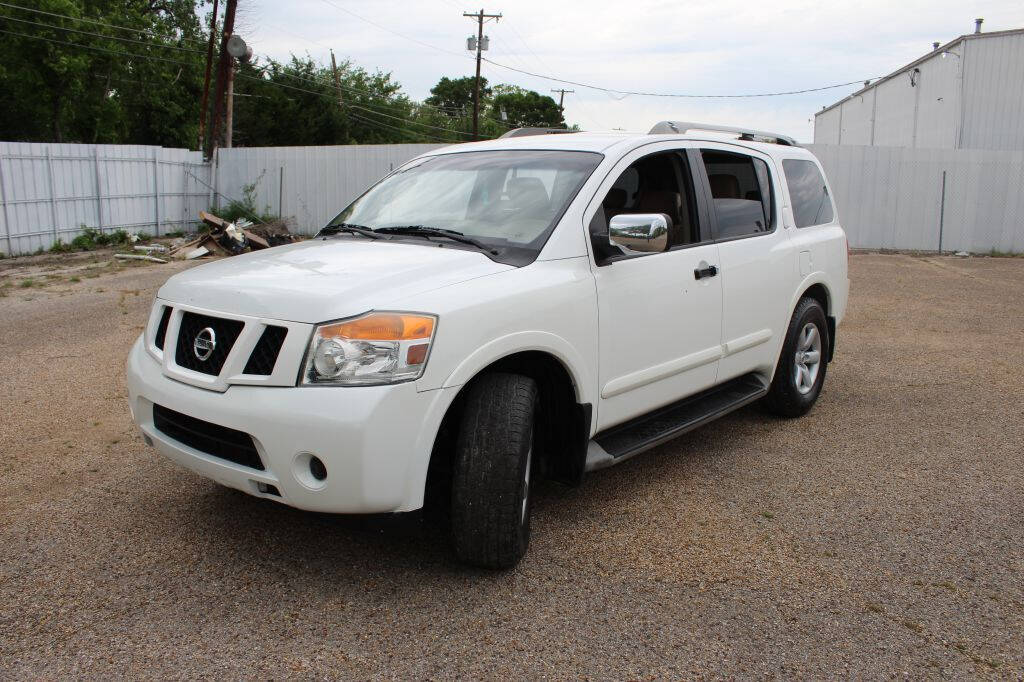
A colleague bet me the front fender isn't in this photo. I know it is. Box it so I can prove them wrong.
[441,330,595,407]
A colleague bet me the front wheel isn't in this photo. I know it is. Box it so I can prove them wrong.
[450,373,538,569]
[763,297,829,417]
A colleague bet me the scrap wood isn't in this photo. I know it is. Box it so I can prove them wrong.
[115,253,167,264]
[199,211,230,232]
[242,229,270,250]
[169,236,205,255]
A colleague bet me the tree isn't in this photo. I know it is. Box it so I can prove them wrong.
[424,76,488,118]
[232,56,429,145]
[489,85,564,128]
[0,0,207,145]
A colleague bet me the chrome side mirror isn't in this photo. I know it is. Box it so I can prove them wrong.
[608,214,670,254]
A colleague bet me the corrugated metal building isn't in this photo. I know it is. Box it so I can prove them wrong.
[814,23,1024,150]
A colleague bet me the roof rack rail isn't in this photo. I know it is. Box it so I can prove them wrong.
[499,127,577,138]
[649,121,799,146]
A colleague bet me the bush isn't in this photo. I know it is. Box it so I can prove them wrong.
[208,174,277,225]
[50,227,132,253]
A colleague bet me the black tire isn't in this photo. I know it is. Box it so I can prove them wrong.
[450,372,538,569]
[763,297,829,418]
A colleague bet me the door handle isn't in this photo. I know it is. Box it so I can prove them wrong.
[694,265,718,280]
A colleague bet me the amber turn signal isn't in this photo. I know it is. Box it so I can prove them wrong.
[319,313,434,341]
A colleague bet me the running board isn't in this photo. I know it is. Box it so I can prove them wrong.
[585,373,768,471]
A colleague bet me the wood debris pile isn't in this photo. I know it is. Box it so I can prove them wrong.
[169,212,298,260]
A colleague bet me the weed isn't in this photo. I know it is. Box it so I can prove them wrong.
[19,279,37,288]
[903,619,924,633]
[865,603,884,614]
[69,276,80,283]
[209,172,277,224]
[988,248,1022,258]
[759,511,774,520]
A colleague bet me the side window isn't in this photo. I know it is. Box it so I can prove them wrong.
[783,159,834,228]
[590,150,700,256]
[700,150,774,239]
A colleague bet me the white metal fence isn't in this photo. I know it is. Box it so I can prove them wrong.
[807,144,1024,253]
[212,144,446,235]
[3,141,1022,256]
[0,142,210,255]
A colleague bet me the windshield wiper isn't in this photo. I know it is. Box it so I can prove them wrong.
[375,225,498,254]
[318,222,382,239]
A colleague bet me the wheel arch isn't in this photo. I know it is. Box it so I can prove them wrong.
[791,277,836,362]
[424,349,592,513]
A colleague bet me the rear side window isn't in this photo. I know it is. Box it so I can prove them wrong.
[701,150,774,239]
[783,159,834,228]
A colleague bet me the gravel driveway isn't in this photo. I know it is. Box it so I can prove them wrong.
[1,253,1022,678]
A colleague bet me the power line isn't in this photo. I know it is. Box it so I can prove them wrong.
[0,25,480,141]
[0,26,197,67]
[482,57,880,98]
[0,13,204,53]
[0,1,208,48]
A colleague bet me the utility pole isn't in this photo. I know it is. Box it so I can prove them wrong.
[225,60,235,147]
[463,8,501,140]
[198,0,219,152]
[208,0,238,156]
[330,50,344,109]
[551,88,573,122]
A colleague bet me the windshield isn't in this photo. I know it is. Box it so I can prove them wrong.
[326,150,603,264]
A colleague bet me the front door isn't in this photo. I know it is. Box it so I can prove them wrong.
[588,144,723,431]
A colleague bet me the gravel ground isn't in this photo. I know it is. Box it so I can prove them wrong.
[1,253,1022,678]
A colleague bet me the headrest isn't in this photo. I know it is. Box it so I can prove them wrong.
[709,174,741,199]
[604,187,627,209]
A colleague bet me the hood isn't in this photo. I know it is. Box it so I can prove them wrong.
[158,238,513,322]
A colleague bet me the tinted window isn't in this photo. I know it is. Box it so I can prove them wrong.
[329,150,602,264]
[701,150,774,239]
[590,151,701,257]
[783,159,834,228]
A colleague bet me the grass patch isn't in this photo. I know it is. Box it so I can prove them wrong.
[19,279,37,288]
[988,248,1022,258]
[50,227,137,253]
[69,276,81,283]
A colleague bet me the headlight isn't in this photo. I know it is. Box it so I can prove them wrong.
[300,312,436,386]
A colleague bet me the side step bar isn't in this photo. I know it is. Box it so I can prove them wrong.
[585,373,769,471]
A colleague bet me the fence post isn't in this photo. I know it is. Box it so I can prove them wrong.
[0,150,12,256]
[93,147,104,233]
[938,170,947,253]
[153,149,161,236]
[278,166,284,219]
[182,161,188,233]
[46,148,59,246]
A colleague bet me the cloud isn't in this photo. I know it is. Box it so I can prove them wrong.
[244,0,1024,142]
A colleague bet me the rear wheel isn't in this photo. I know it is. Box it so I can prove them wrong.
[450,373,538,569]
[763,297,829,417]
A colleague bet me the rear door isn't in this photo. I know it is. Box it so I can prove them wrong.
[692,144,795,383]
[587,142,723,431]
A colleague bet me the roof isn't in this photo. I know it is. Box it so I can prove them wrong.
[425,130,817,161]
[815,27,1024,117]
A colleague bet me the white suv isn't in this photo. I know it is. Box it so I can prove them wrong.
[126,122,848,568]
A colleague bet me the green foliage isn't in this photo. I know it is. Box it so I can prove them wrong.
[425,76,489,116]
[0,1,573,148]
[51,227,130,252]
[0,0,207,146]
[209,175,276,223]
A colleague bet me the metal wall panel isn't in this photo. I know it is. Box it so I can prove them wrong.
[813,107,842,144]
[0,141,209,255]
[807,144,1024,252]
[213,144,447,234]
[961,33,1024,151]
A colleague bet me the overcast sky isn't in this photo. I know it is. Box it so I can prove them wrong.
[236,0,1024,142]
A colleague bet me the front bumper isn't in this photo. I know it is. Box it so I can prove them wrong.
[126,336,456,513]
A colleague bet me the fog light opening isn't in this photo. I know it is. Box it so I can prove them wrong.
[309,455,327,481]
[293,452,328,490]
